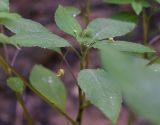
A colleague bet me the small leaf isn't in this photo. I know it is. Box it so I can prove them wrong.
[76,29,93,43]
[104,0,132,4]
[131,0,150,15]
[104,0,150,14]
[78,69,122,123]
[87,18,135,40]
[93,40,155,53]
[131,1,143,15]
[55,5,82,37]
[29,65,67,111]
[0,0,9,12]
[7,77,24,93]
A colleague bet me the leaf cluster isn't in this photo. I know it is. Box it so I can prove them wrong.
[0,0,160,125]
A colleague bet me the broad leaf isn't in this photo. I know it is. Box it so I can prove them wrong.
[122,59,160,124]
[100,47,160,124]
[55,5,82,37]
[29,65,67,111]
[87,18,135,40]
[100,46,131,84]
[78,69,122,123]
[0,17,70,48]
[93,40,155,53]
[1,18,51,34]
[10,32,69,49]
[7,77,24,93]
[0,0,9,12]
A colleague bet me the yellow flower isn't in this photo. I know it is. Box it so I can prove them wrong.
[56,68,65,77]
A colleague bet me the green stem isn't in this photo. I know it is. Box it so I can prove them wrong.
[0,55,76,125]
[146,56,159,66]
[85,0,90,26]
[0,25,33,125]
[142,9,150,58]
[76,45,85,125]
[16,93,33,125]
[76,87,84,125]
[76,0,91,124]
[143,9,149,46]
[0,25,9,62]
[77,0,84,15]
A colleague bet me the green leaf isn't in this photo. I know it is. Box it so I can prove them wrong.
[87,18,135,40]
[148,63,160,72]
[122,60,160,124]
[111,12,138,23]
[131,1,143,15]
[55,5,82,37]
[93,40,155,53]
[1,18,51,34]
[104,0,150,15]
[100,46,131,84]
[65,6,80,17]
[104,0,132,4]
[76,29,93,43]
[0,17,70,48]
[0,33,11,44]
[131,0,150,15]
[142,0,150,8]
[100,47,160,124]
[10,32,69,49]
[29,65,67,111]
[7,77,24,93]
[78,69,122,123]
[156,0,160,3]
[0,12,21,21]
[0,0,9,12]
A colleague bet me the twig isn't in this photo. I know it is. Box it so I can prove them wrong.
[11,49,20,66]
[149,35,160,45]
[0,55,76,125]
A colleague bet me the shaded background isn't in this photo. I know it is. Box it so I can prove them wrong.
[0,0,160,125]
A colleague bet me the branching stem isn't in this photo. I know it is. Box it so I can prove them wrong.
[0,55,76,125]
[76,0,91,124]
